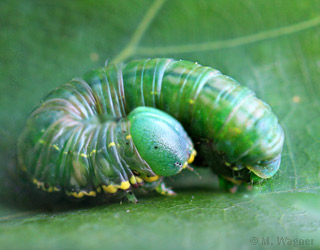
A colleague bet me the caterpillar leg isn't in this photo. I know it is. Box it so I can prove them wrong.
[126,191,138,203]
[155,182,176,196]
[219,176,254,193]
[219,176,239,193]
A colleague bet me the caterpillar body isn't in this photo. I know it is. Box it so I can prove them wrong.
[18,58,284,201]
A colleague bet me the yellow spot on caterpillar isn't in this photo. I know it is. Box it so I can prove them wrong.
[188,99,194,104]
[32,179,45,190]
[67,190,97,198]
[90,149,96,156]
[182,161,188,169]
[187,149,197,164]
[143,175,159,182]
[126,135,132,140]
[52,144,60,151]
[34,179,41,188]
[135,176,143,183]
[117,181,130,190]
[32,178,60,192]
[102,181,131,193]
[86,191,96,197]
[71,192,84,198]
[108,142,116,148]
[292,96,301,103]
[80,153,88,158]
[130,175,137,185]
[102,184,118,193]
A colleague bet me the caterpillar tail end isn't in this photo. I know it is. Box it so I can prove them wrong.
[247,154,282,179]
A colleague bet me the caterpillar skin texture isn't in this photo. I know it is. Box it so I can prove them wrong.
[18,58,284,200]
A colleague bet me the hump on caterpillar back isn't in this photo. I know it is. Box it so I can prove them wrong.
[128,107,195,176]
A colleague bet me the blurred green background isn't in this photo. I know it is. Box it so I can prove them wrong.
[1,0,320,249]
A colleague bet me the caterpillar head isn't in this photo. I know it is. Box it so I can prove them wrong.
[128,107,195,178]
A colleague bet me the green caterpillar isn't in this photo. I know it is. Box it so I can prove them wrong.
[18,58,284,201]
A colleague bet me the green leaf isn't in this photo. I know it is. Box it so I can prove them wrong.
[0,0,319,249]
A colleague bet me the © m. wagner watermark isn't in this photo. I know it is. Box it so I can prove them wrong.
[250,237,315,247]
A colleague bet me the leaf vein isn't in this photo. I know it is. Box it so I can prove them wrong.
[111,0,166,64]
[136,16,320,56]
